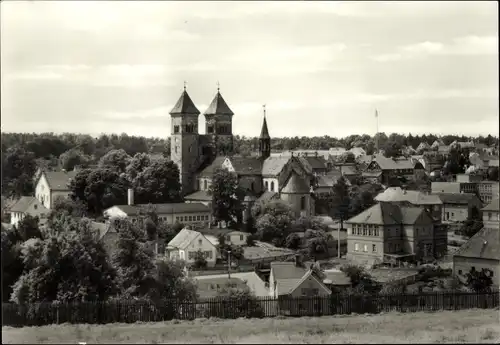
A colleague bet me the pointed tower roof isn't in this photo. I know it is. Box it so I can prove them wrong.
[281,171,310,194]
[204,91,234,116]
[260,107,270,139]
[170,89,200,115]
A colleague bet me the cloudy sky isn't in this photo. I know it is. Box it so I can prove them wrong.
[1,1,498,138]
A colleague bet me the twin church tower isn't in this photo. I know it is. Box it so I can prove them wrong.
[169,84,271,195]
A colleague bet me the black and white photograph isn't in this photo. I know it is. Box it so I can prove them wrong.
[1,1,499,343]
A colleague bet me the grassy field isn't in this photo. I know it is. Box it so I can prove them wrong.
[3,309,499,344]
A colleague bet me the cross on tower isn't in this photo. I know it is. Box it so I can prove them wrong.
[263,104,266,117]
[216,81,220,92]
[183,81,187,91]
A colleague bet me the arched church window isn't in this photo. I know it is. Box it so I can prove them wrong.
[270,181,275,192]
[300,196,306,210]
[204,180,208,190]
[265,181,269,190]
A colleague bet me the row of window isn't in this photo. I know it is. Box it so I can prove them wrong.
[176,215,210,223]
[173,124,197,134]
[301,288,320,296]
[187,250,213,260]
[226,234,245,241]
[354,243,377,253]
[457,267,494,277]
[206,125,232,134]
[264,181,276,192]
[351,225,381,237]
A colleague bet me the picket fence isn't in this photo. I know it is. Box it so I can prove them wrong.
[3,291,498,327]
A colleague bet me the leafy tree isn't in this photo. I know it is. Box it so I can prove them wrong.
[70,168,129,216]
[285,233,302,250]
[1,226,24,302]
[292,216,328,232]
[11,219,117,303]
[15,215,43,242]
[59,148,90,171]
[132,159,182,204]
[98,148,131,174]
[193,250,208,269]
[147,259,197,303]
[125,152,151,181]
[341,151,356,163]
[331,177,351,230]
[245,234,256,246]
[1,146,37,198]
[208,168,245,225]
[252,199,295,246]
[204,282,265,318]
[383,140,403,158]
[340,264,380,294]
[487,166,499,181]
[466,267,493,292]
[458,207,483,238]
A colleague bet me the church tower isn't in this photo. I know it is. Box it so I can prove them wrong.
[203,83,234,156]
[170,83,200,196]
[259,105,271,159]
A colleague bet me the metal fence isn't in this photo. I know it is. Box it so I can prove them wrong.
[3,291,498,327]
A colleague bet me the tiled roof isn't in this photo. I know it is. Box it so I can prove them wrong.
[203,91,234,116]
[281,171,310,194]
[9,196,48,214]
[399,206,427,225]
[113,202,210,216]
[375,187,442,205]
[323,270,351,286]
[302,156,327,170]
[260,116,270,139]
[341,165,358,175]
[262,156,290,177]
[454,227,499,261]
[346,202,403,225]
[271,262,307,280]
[198,157,226,177]
[435,193,479,205]
[357,155,374,165]
[168,228,202,249]
[373,155,414,170]
[438,145,450,153]
[43,170,77,191]
[317,175,336,188]
[170,90,200,115]
[228,156,263,175]
[257,191,279,203]
[482,198,499,212]
[184,190,212,202]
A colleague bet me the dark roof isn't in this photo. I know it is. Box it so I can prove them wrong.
[228,156,263,175]
[169,90,200,115]
[399,206,428,225]
[112,202,210,216]
[184,190,212,202]
[454,227,499,261]
[435,193,479,205]
[198,157,226,177]
[271,262,307,280]
[281,171,310,194]
[203,91,234,116]
[372,155,414,170]
[9,196,38,213]
[260,116,270,139]
[43,170,77,191]
[347,202,402,225]
[482,198,499,212]
[261,156,290,176]
[303,156,327,170]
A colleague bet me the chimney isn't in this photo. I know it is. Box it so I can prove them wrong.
[127,188,134,206]
[294,254,302,267]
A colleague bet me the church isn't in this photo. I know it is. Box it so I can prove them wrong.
[169,85,329,218]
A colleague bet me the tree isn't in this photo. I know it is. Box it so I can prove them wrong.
[11,219,117,304]
[204,282,265,318]
[331,177,351,230]
[341,151,356,164]
[208,168,245,225]
[2,226,24,302]
[59,148,90,171]
[15,215,43,242]
[98,148,131,174]
[285,233,302,250]
[125,152,151,181]
[69,168,128,216]
[487,167,499,181]
[340,264,380,294]
[132,159,182,204]
[466,267,493,292]
[383,140,402,158]
[253,199,295,246]
[1,146,37,198]
[458,207,483,238]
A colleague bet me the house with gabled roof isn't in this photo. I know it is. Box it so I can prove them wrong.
[34,169,78,209]
[434,192,483,223]
[346,202,436,267]
[8,196,49,227]
[481,197,499,230]
[167,228,217,267]
[362,155,417,185]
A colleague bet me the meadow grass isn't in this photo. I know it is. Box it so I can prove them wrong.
[3,308,499,344]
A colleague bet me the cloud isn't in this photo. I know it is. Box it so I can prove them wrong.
[372,35,498,62]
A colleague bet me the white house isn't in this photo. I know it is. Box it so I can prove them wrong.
[9,196,49,227]
[167,228,218,268]
[200,228,251,247]
[35,170,77,209]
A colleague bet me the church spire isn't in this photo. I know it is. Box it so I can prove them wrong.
[259,104,271,159]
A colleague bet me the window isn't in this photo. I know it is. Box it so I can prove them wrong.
[362,225,367,236]
[363,244,368,252]
[312,288,319,296]
[251,182,255,192]
[471,266,476,272]
[354,243,359,251]
[265,181,269,189]
[372,244,376,252]
[180,216,184,222]
[205,215,209,220]
[451,212,455,217]
[207,126,214,134]
[458,269,463,275]
[301,288,307,296]
[176,217,179,221]
[197,215,201,221]
[188,251,195,260]
[300,196,306,210]
[188,216,193,221]
[203,180,208,190]
[185,124,195,133]
[175,146,178,154]
[240,235,244,241]
[488,212,492,220]
[173,125,180,134]
[270,181,275,192]
[388,243,392,252]
[368,227,373,236]
[226,235,230,241]
[34,204,37,210]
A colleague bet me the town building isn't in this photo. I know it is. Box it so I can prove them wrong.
[167,228,218,268]
[34,170,77,209]
[103,189,211,225]
[434,193,483,223]
[374,187,447,257]
[8,196,49,227]
[170,86,316,218]
[477,181,500,204]
[482,197,499,230]
[345,202,436,267]
[362,155,422,185]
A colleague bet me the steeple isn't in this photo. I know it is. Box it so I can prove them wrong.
[170,83,200,115]
[259,104,271,159]
[204,83,234,116]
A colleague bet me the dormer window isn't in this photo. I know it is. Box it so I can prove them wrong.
[173,125,180,134]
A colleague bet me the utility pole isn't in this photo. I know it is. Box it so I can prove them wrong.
[375,109,379,154]
[338,223,341,258]
[227,250,232,279]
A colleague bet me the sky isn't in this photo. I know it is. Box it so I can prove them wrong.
[1,1,498,139]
